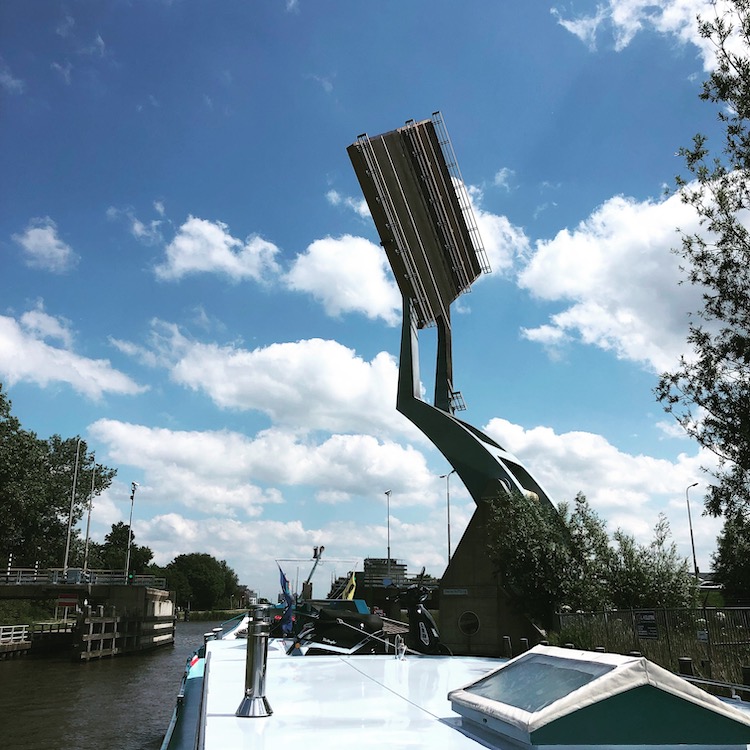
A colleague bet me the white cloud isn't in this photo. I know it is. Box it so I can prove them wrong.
[483,416,719,569]
[155,216,281,282]
[0,58,25,94]
[12,217,78,273]
[81,33,106,58]
[517,190,702,371]
[551,5,608,50]
[84,412,722,599]
[89,419,434,511]
[493,167,516,192]
[0,311,145,399]
[107,204,165,244]
[325,190,371,218]
[125,320,419,439]
[474,205,530,277]
[19,303,74,348]
[553,1,741,70]
[51,60,73,85]
[285,234,401,324]
[56,15,75,38]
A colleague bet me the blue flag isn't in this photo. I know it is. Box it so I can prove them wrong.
[278,564,294,635]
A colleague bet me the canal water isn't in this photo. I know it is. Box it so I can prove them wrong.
[0,620,221,750]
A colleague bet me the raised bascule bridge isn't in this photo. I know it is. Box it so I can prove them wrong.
[348,113,559,656]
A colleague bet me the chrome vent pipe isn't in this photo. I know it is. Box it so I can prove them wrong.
[236,604,273,718]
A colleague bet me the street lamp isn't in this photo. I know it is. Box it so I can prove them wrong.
[125,482,139,583]
[63,438,82,576]
[440,469,456,563]
[83,457,96,575]
[685,482,700,580]
[385,490,392,578]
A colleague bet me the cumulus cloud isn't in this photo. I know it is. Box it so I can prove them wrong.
[517,190,702,372]
[18,304,74,348]
[12,217,78,273]
[115,320,420,439]
[483,416,720,567]
[552,0,740,70]
[89,419,433,511]
[86,412,722,598]
[0,308,145,399]
[285,235,401,324]
[154,216,281,282]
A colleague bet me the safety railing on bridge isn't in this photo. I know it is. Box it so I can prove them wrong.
[0,567,166,589]
[0,624,30,644]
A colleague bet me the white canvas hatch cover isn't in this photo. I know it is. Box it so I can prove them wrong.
[448,645,750,748]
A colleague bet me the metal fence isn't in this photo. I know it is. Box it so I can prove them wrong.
[556,607,750,685]
[0,567,167,589]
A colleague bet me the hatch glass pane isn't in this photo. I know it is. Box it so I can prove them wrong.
[464,653,615,713]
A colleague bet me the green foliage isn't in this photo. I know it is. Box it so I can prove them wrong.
[486,491,697,624]
[712,509,750,603]
[0,384,116,566]
[559,493,617,611]
[0,599,55,625]
[86,522,154,573]
[167,553,242,610]
[609,515,696,608]
[656,0,750,517]
[485,488,572,626]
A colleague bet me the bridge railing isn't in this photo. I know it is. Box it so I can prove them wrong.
[0,624,30,643]
[0,567,167,589]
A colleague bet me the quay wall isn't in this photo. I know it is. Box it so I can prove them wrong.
[0,583,176,660]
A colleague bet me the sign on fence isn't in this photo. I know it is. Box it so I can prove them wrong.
[56,594,78,609]
[634,610,659,640]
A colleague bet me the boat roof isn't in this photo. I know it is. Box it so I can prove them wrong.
[201,638,502,748]
[196,639,750,749]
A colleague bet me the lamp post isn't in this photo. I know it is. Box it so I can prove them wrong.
[440,469,456,563]
[385,490,392,578]
[124,482,139,582]
[685,482,700,580]
[83,458,96,575]
[63,438,82,576]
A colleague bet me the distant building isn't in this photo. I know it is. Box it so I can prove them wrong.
[326,558,441,617]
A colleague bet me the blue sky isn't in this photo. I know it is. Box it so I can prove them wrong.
[0,1,734,599]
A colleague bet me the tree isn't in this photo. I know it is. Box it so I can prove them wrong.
[167,553,241,610]
[486,491,696,621]
[0,384,116,567]
[656,0,750,517]
[609,515,696,609]
[87,522,153,573]
[558,492,617,611]
[485,488,572,626]
[712,509,750,603]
